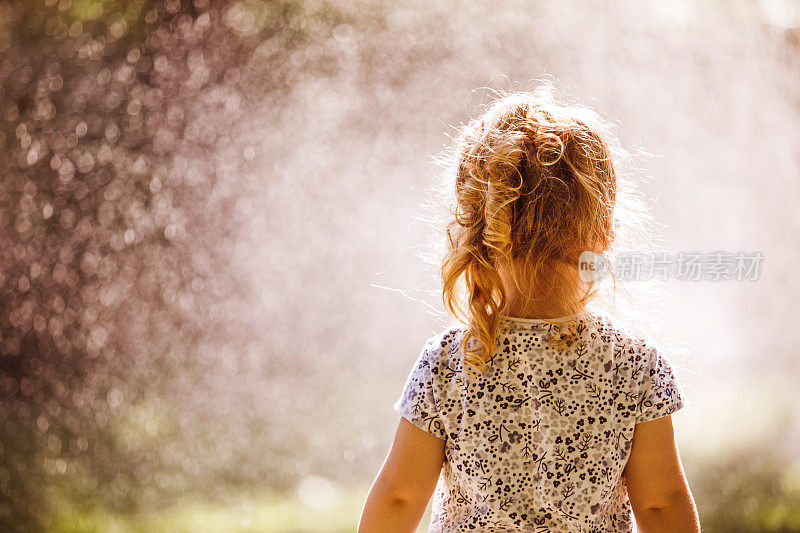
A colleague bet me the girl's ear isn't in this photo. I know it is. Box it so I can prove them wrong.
[595,231,613,255]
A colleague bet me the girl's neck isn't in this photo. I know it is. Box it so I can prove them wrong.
[496,257,587,320]
[499,299,586,320]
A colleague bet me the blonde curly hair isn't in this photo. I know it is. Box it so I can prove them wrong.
[435,84,629,378]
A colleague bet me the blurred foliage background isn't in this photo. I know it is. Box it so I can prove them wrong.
[0,0,798,531]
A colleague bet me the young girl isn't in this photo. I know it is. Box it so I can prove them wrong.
[358,85,700,532]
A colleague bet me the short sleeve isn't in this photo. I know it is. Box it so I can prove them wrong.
[392,340,447,440]
[635,346,686,424]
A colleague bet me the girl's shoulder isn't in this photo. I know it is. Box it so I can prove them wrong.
[419,325,467,364]
[585,311,655,348]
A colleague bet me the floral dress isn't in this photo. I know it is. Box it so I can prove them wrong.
[393,311,686,532]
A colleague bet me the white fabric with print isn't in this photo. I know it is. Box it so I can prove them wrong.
[393,311,686,533]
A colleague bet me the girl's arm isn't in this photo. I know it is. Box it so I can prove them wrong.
[624,414,701,532]
[358,417,446,533]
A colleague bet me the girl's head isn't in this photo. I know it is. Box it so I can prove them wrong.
[436,84,626,376]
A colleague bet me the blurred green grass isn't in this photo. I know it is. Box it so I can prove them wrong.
[45,456,800,533]
[45,445,800,533]
[47,484,377,533]
[42,377,800,532]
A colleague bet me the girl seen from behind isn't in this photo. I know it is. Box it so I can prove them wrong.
[358,83,701,533]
